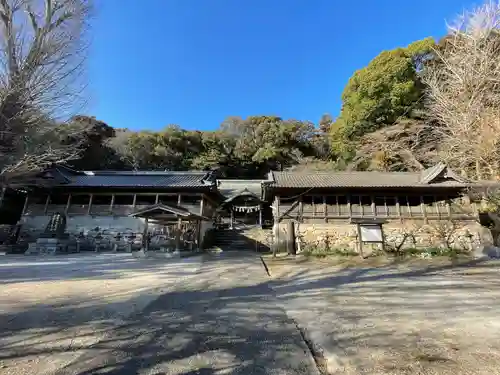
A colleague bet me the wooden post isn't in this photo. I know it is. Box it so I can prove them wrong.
[87,194,93,215]
[132,194,137,210]
[335,195,340,217]
[312,195,315,218]
[396,196,402,220]
[420,196,428,223]
[347,195,351,218]
[143,217,149,252]
[259,205,263,227]
[177,194,182,206]
[323,195,327,222]
[446,200,452,220]
[230,208,234,229]
[109,194,115,214]
[155,194,159,204]
[0,186,6,209]
[287,221,296,255]
[371,195,376,217]
[298,195,303,218]
[44,194,50,214]
[275,195,280,218]
[407,196,412,218]
[175,217,182,251]
[384,197,389,217]
[200,196,205,216]
[64,194,71,215]
[21,193,29,216]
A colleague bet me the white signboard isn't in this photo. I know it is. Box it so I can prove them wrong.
[360,225,383,242]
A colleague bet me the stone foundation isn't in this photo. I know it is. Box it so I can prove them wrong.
[275,219,489,254]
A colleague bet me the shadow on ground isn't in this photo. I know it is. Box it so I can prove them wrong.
[1,253,499,374]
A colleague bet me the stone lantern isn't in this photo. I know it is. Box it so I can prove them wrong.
[94,232,103,253]
[76,231,85,253]
[113,232,122,252]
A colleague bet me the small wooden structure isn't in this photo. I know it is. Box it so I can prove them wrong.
[129,203,209,251]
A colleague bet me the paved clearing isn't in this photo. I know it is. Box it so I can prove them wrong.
[266,257,500,375]
[0,253,318,375]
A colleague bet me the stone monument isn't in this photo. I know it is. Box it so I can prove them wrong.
[25,212,71,255]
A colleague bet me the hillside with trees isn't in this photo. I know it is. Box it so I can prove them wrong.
[1,1,499,182]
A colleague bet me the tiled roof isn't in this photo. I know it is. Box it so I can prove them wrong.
[54,167,216,189]
[268,164,471,189]
[217,179,263,198]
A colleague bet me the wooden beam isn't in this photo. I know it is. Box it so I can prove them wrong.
[43,194,50,214]
[64,194,71,215]
[87,194,93,215]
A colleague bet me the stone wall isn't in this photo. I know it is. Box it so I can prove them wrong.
[274,219,488,254]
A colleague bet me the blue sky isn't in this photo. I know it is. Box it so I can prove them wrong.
[88,0,478,131]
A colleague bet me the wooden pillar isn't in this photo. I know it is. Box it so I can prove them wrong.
[43,194,50,214]
[347,195,352,218]
[200,196,205,216]
[420,196,428,223]
[298,195,303,218]
[230,208,234,229]
[384,197,389,217]
[259,205,263,227]
[132,194,137,210]
[21,193,29,216]
[275,195,280,218]
[64,194,71,215]
[323,195,327,222]
[312,195,315,218]
[109,194,115,214]
[371,195,376,217]
[0,186,6,209]
[175,217,182,251]
[446,200,452,220]
[155,194,159,204]
[143,217,149,252]
[87,194,93,215]
[396,196,402,220]
[287,221,296,255]
[177,194,182,206]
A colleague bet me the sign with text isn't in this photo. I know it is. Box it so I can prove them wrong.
[359,225,383,243]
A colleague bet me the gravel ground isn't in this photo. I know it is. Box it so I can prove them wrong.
[266,257,500,375]
[0,253,319,375]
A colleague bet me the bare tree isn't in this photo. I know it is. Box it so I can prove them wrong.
[0,0,92,182]
[423,0,500,179]
[348,118,440,172]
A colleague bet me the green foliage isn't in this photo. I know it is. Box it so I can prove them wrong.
[331,37,436,159]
